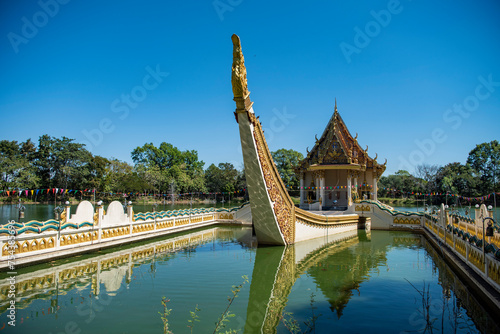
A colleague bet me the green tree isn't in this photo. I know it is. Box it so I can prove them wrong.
[271,148,303,189]
[235,167,247,197]
[466,140,500,195]
[414,164,440,194]
[0,139,39,190]
[35,135,92,189]
[87,155,110,192]
[131,142,205,194]
[205,163,239,196]
[435,162,478,198]
[106,159,147,193]
[378,170,420,198]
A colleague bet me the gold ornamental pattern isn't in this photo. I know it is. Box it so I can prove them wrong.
[252,116,295,244]
[262,246,296,331]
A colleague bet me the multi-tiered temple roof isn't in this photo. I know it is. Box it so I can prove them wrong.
[296,101,386,177]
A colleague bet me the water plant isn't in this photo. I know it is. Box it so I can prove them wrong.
[159,297,173,334]
[280,293,322,334]
[159,275,248,334]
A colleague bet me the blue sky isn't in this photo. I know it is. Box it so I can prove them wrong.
[1,0,499,175]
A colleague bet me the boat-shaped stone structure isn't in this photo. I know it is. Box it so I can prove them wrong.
[231,34,368,245]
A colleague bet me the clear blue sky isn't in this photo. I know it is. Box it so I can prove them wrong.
[1,0,499,175]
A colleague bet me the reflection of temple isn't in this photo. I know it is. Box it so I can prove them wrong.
[243,231,428,334]
[295,101,387,210]
[244,230,374,333]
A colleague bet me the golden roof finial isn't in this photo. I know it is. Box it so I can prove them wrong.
[334,98,337,113]
[231,34,251,110]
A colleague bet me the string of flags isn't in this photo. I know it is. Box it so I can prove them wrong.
[1,186,497,203]
[0,188,248,197]
[284,185,498,203]
[378,188,499,203]
[288,184,373,190]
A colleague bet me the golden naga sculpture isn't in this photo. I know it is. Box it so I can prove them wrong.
[60,210,67,224]
[231,34,252,110]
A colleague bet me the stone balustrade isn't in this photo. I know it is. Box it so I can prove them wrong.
[0,200,249,270]
[424,204,500,293]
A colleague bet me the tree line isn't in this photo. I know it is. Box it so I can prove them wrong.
[379,140,499,204]
[0,136,246,202]
[1,135,498,205]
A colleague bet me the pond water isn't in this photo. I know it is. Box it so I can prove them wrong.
[0,226,498,333]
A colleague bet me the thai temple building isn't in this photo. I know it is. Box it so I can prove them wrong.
[295,100,387,211]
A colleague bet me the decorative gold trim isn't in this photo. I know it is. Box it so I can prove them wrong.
[231,34,253,113]
[393,217,420,225]
[295,208,359,227]
[252,116,295,244]
[102,227,129,239]
[219,213,234,220]
[3,237,56,255]
[307,164,365,171]
[355,205,370,212]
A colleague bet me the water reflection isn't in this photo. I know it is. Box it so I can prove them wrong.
[0,227,252,312]
[422,238,500,334]
[0,225,496,333]
[244,230,377,333]
[244,230,497,334]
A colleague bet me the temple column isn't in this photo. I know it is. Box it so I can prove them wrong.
[347,172,352,207]
[319,171,325,210]
[373,175,378,201]
[315,172,320,201]
[353,171,358,201]
[354,177,358,197]
[299,173,305,206]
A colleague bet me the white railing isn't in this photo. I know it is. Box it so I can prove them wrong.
[0,201,248,269]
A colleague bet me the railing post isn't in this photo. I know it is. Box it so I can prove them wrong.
[65,203,71,223]
[127,202,133,235]
[98,204,104,243]
[453,228,456,249]
[55,230,60,249]
[465,243,469,262]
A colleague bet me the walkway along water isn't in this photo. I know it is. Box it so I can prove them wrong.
[0,200,252,270]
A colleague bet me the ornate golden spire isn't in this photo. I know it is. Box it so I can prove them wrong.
[334,98,338,113]
[231,34,252,111]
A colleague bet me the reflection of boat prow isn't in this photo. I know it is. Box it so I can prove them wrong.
[244,227,372,333]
